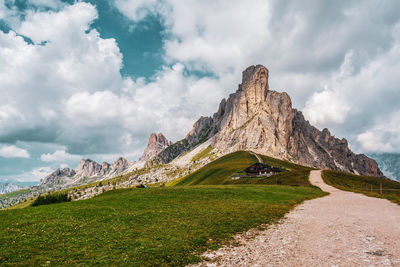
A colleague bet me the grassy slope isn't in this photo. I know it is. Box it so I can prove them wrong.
[229,155,313,187]
[322,170,400,204]
[3,198,35,210]
[173,151,258,186]
[191,145,213,162]
[0,189,30,199]
[0,186,325,266]
[174,151,314,187]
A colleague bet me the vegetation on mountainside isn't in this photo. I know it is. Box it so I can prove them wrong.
[258,155,313,171]
[191,145,213,162]
[0,189,30,199]
[229,169,312,187]
[173,151,314,187]
[0,185,325,266]
[31,192,71,206]
[173,151,258,186]
[322,170,400,204]
[4,198,35,210]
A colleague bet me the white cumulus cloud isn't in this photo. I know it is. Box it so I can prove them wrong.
[0,145,30,158]
[303,87,351,127]
[40,149,80,162]
[31,166,53,180]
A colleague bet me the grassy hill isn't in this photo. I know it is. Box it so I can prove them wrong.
[170,151,258,186]
[171,151,313,187]
[322,170,400,204]
[0,185,325,266]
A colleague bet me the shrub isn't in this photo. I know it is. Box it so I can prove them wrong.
[31,192,71,207]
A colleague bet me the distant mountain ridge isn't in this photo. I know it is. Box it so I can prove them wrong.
[368,153,400,181]
[39,132,172,189]
[0,182,25,194]
[39,157,133,188]
[156,65,382,177]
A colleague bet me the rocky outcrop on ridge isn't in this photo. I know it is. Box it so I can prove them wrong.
[74,157,131,178]
[39,168,76,186]
[75,159,102,178]
[40,157,132,188]
[140,133,172,162]
[108,157,130,176]
[156,64,382,177]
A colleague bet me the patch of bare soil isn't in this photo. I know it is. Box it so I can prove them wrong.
[193,170,400,266]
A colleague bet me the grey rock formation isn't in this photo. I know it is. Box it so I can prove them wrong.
[75,157,130,178]
[75,159,102,178]
[100,162,110,176]
[108,157,129,176]
[39,168,76,186]
[156,118,215,164]
[157,64,382,177]
[140,133,172,162]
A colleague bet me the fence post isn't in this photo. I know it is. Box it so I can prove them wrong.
[380,182,382,195]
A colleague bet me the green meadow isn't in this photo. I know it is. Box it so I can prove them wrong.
[0,151,327,266]
[322,170,400,204]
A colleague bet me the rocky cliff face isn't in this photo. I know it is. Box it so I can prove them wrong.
[40,168,76,186]
[40,156,132,188]
[157,64,382,177]
[108,157,130,176]
[75,157,130,178]
[140,133,172,162]
[75,159,102,178]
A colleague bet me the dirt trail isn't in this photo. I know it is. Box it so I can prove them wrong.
[250,152,263,163]
[194,170,400,266]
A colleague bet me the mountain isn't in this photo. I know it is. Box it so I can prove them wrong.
[157,65,382,177]
[140,132,172,162]
[39,168,76,186]
[39,157,132,188]
[74,157,131,178]
[368,153,400,181]
[0,182,25,194]
[75,159,103,178]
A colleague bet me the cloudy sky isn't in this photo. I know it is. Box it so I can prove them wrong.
[0,0,400,183]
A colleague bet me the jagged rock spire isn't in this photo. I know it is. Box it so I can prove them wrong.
[140,133,172,162]
[156,64,383,177]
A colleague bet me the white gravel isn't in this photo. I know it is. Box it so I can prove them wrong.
[193,170,400,266]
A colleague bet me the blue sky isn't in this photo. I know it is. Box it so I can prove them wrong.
[1,0,400,183]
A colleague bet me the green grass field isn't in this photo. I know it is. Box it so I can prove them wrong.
[0,185,325,266]
[322,170,400,204]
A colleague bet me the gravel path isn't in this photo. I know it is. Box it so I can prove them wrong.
[249,152,263,163]
[194,170,400,266]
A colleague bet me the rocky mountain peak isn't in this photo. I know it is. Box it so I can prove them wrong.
[109,157,129,174]
[75,159,102,178]
[156,64,382,177]
[140,133,172,162]
[99,162,110,176]
[241,64,269,92]
[39,167,76,186]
